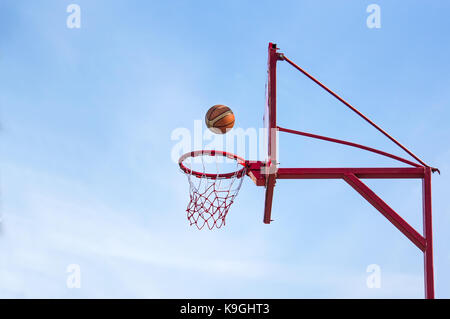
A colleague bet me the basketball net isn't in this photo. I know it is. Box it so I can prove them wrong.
[179,151,246,230]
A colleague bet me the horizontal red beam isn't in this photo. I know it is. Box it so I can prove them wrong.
[276,167,425,179]
[343,173,426,251]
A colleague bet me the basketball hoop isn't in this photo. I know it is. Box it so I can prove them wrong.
[178,150,247,230]
[175,43,438,298]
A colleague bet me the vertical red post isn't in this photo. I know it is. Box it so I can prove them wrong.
[423,167,434,299]
[264,43,279,224]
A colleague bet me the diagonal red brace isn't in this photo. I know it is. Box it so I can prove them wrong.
[343,173,426,251]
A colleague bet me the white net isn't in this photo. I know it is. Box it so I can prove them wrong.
[180,152,246,230]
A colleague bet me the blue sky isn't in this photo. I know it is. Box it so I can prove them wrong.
[1,0,449,298]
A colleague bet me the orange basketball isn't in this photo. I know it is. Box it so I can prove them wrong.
[205,104,235,134]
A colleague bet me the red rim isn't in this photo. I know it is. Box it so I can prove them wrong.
[178,150,247,179]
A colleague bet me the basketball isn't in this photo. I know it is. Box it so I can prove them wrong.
[205,104,235,134]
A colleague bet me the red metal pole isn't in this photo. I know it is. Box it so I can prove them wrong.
[343,173,426,251]
[275,167,425,179]
[423,167,434,298]
[264,43,279,224]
